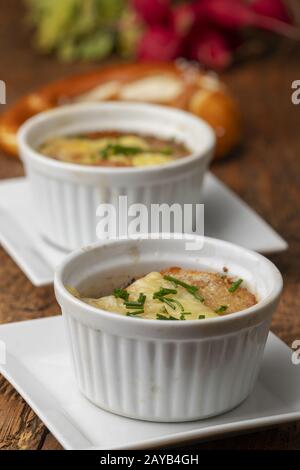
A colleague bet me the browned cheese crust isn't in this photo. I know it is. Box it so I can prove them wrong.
[160,267,257,315]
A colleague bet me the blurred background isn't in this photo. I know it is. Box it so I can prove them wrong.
[0,0,299,234]
[1,0,300,102]
[17,0,300,66]
[1,0,300,166]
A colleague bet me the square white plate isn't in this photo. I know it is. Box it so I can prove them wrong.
[0,175,287,286]
[0,316,299,450]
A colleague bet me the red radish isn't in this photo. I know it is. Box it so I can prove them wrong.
[195,0,300,38]
[138,26,182,61]
[133,0,171,26]
[250,0,292,23]
[189,28,234,70]
[171,3,197,37]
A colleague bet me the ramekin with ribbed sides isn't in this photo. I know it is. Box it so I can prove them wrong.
[17,103,215,251]
[54,235,283,422]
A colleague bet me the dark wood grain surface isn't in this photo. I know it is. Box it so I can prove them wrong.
[0,0,300,451]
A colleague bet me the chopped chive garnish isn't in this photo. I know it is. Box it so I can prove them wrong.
[126,309,144,316]
[156,313,178,321]
[138,293,146,304]
[124,292,146,309]
[198,315,206,319]
[153,287,184,312]
[114,288,129,301]
[121,291,146,316]
[100,144,143,158]
[167,297,184,311]
[156,313,168,320]
[124,303,144,309]
[163,275,205,302]
[99,144,172,160]
[163,275,195,291]
[192,292,205,302]
[113,145,142,155]
[228,279,243,293]
[180,312,192,320]
[161,297,177,310]
[153,287,177,297]
[160,147,172,155]
[99,148,109,159]
[215,305,228,314]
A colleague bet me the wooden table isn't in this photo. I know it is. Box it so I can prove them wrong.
[0,0,300,451]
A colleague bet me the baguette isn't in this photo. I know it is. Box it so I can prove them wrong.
[0,61,241,160]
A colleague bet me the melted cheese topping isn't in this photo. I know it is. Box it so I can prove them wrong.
[74,272,218,320]
[38,134,182,167]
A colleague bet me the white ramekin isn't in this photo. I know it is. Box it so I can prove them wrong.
[17,103,215,251]
[54,234,283,422]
